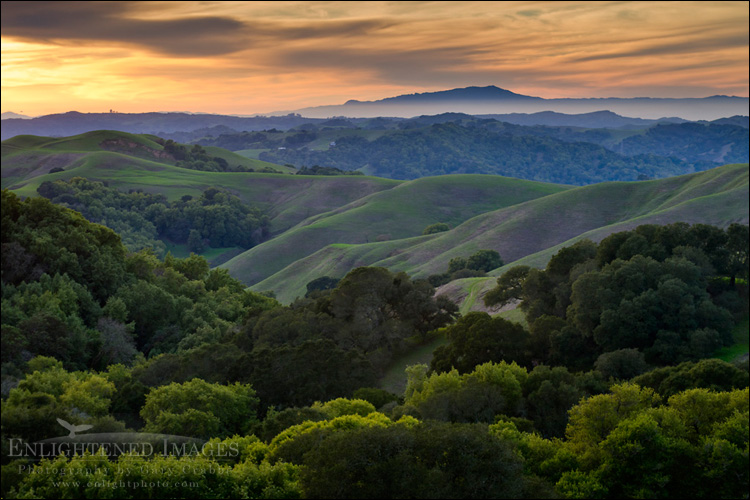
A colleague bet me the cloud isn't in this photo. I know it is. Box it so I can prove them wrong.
[1,1,250,56]
[516,9,543,18]
[573,31,749,63]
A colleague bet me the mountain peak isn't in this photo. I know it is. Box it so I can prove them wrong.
[1,111,33,120]
[345,86,541,105]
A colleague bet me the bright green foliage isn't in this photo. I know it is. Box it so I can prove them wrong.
[403,361,527,423]
[565,383,662,465]
[1,358,119,442]
[140,379,259,439]
[312,398,376,419]
[268,412,394,464]
[10,448,301,499]
[256,406,328,443]
[556,386,749,499]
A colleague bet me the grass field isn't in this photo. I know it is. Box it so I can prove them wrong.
[378,334,448,395]
[714,316,750,363]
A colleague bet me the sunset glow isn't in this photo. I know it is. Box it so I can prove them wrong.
[2,1,748,116]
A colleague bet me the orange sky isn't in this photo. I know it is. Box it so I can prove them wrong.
[2,1,748,116]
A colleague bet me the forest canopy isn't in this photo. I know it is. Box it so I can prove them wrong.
[1,189,747,499]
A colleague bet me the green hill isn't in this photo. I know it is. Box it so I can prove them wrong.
[1,132,404,234]
[247,163,748,303]
[1,130,294,191]
[221,175,570,288]
[3,132,747,310]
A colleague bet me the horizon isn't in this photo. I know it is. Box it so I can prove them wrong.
[4,84,749,120]
[2,1,749,117]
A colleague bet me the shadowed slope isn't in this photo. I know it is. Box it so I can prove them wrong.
[251,163,748,303]
[221,175,570,287]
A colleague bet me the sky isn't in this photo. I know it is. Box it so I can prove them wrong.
[2,1,748,116]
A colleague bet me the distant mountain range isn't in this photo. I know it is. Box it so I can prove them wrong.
[288,85,749,121]
[1,112,32,120]
[2,110,747,143]
[0,111,321,141]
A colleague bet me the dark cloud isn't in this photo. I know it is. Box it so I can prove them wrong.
[1,2,398,57]
[572,32,748,62]
[1,1,250,55]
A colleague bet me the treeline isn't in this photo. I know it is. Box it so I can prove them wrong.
[36,178,269,256]
[158,139,240,172]
[259,122,700,183]
[295,165,364,176]
[616,122,750,164]
[191,116,749,176]
[479,222,749,371]
[1,191,748,498]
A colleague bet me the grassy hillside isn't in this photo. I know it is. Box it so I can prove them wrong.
[222,175,570,290]
[3,132,747,310]
[1,130,295,191]
[1,132,402,233]
[250,163,748,303]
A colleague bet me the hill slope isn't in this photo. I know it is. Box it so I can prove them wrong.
[1,130,292,189]
[3,132,746,309]
[221,175,570,287]
[246,163,749,303]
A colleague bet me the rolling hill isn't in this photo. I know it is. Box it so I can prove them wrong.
[3,131,747,311]
[220,174,571,288]
[241,163,748,303]
[1,130,293,189]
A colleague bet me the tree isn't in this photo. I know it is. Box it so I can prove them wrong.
[305,276,340,297]
[725,222,749,286]
[140,379,259,439]
[404,361,527,423]
[594,348,649,380]
[298,422,535,499]
[447,256,468,274]
[423,222,450,235]
[186,228,206,253]
[484,265,531,308]
[467,249,504,272]
[431,312,531,373]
